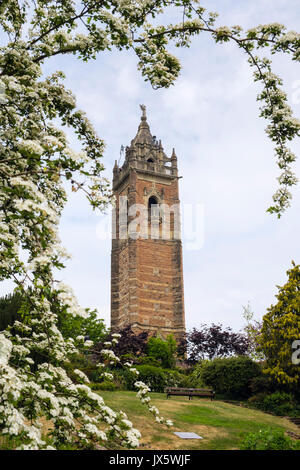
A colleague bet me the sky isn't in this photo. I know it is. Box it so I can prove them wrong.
[2,0,300,333]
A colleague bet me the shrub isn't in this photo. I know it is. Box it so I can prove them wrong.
[125,365,166,392]
[163,369,187,388]
[248,391,300,416]
[188,364,210,388]
[64,353,102,383]
[249,374,275,395]
[240,428,300,450]
[183,373,206,388]
[248,392,268,405]
[199,356,261,399]
[146,335,177,369]
[119,365,187,392]
[138,356,161,367]
[91,381,118,392]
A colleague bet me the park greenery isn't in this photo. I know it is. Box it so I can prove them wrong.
[0,0,300,450]
[1,260,300,448]
[258,262,300,392]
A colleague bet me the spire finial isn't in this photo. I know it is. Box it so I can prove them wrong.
[139,104,146,120]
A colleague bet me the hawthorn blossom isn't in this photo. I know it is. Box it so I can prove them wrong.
[0,0,299,451]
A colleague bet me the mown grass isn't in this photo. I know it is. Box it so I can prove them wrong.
[1,391,299,450]
[98,391,300,450]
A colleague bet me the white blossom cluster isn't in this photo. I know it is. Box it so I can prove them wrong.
[96,341,174,440]
[57,283,89,318]
[249,55,300,216]
[134,381,173,427]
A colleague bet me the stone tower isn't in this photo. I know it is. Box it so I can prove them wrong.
[110,106,185,340]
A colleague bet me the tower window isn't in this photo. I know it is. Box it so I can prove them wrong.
[147,158,154,163]
[148,196,159,220]
[148,196,158,207]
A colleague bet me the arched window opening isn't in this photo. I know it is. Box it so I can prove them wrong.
[148,196,159,221]
[147,158,154,163]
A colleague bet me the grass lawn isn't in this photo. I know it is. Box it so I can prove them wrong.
[97,391,300,450]
[1,391,299,450]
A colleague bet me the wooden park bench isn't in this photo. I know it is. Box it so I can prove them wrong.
[165,387,215,401]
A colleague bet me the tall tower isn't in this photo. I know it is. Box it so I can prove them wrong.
[110,106,185,340]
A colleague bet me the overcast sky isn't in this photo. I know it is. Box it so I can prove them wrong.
[2,0,300,333]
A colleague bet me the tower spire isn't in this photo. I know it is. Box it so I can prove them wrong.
[132,104,152,145]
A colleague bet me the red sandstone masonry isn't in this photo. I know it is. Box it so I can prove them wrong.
[110,111,185,340]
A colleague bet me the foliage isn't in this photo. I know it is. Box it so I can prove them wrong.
[91,381,118,392]
[242,302,264,361]
[0,292,23,330]
[240,428,300,450]
[58,308,107,344]
[64,352,102,383]
[123,365,166,392]
[1,0,300,450]
[93,326,149,363]
[94,330,178,370]
[248,392,300,417]
[186,365,209,388]
[178,370,206,388]
[248,374,275,396]
[0,291,107,344]
[115,363,205,391]
[185,324,249,363]
[146,334,177,369]
[199,356,261,399]
[138,356,161,367]
[121,365,187,393]
[258,262,300,389]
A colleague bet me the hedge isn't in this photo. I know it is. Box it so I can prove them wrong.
[199,356,261,399]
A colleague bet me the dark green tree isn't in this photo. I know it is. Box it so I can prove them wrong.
[0,292,23,330]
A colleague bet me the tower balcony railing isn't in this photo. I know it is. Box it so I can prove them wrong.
[114,159,177,187]
[132,160,175,176]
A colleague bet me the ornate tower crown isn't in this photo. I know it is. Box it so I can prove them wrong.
[113,105,177,189]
